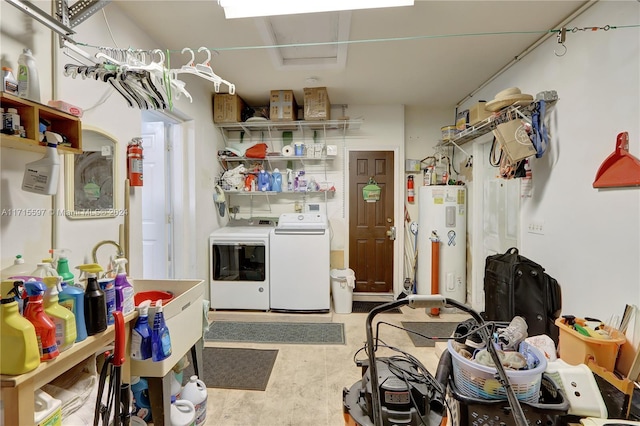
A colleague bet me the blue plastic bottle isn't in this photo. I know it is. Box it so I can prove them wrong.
[58,281,88,342]
[271,168,282,192]
[131,376,152,423]
[98,278,115,326]
[151,300,172,362]
[131,300,152,361]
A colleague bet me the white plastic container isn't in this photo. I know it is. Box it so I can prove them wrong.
[22,137,60,195]
[34,389,62,426]
[1,254,34,280]
[330,268,356,314]
[181,375,207,426]
[18,48,40,102]
[171,398,196,426]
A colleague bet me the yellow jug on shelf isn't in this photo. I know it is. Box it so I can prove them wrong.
[42,276,77,352]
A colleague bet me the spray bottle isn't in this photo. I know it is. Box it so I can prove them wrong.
[76,264,107,335]
[151,300,172,362]
[23,281,59,361]
[0,280,40,374]
[53,249,74,286]
[42,276,77,352]
[113,258,135,315]
[22,134,60,195]
[131,300,152,361]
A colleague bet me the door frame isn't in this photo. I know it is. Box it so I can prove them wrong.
[345,146,403,299]
[141,110,197,279]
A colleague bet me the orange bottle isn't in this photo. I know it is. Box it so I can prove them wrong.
[23,281,59,361]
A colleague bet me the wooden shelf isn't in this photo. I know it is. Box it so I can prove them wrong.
[0,92,82,154]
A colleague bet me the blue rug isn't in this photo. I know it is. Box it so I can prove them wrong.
[204,321,345,344]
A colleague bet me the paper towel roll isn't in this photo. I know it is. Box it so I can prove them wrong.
[282,145,293,157]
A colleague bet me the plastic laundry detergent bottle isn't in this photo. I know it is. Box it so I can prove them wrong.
[113,258,135,315]
[23,280,59,361]
[170,397,195,426]
[151,299,172,362]
[77,263,107,335]
[1,254,34,280]
[31,261,57,279]
[0,280,40,374]
[42,276,77,352]
[58,278,88,343]
[271,168,282,192]
[131,300,153,361]
[181,375,208,426]
[17,48,40,102]
[131,376,153,423]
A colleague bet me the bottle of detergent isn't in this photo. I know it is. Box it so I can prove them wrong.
[31,261,57,279]
[113,258,135,315]
[151,300,172,362]
[22,138,59,195]
[170,397,196,426]
[0,280,40,374]
[258,169,271,191]
[58,279,88,343]
[23,281,59,361]
[53,249,74,286]
[42,276,76,352]
[76,264,107,335]
[1,254,34,280]
[271,168,282,192]
[131,300,152,361]
[131,376,152,423]
[17,48,40,102]
[181,375,208,426]
[98,277,115,326]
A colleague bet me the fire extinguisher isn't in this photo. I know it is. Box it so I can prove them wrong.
[127,137,143,187]
[407,175,415,203]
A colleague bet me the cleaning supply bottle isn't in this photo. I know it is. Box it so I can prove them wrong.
[58,279,87,343]
[98,277,115,326]
[31,261,57,278]
[42,276,76,352]
[181,375,208,426]
[23,281,59,361]
[170,397,196,426]
[271,168,282,192]
[0,280,40,374]
[1,254,34,280]
[22,138,59,195]
[17,48,40,102]
[77,264,107,335]
[53,249,74,286]
[151,300,172,362]
[131,376,152,423]
[113,258,135,315]
[131,300,152,361]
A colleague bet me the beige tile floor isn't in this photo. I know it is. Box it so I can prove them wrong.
[201,306,470,426]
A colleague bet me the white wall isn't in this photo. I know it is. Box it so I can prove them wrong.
[405,1,640,320]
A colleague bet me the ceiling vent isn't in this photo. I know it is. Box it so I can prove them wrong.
[255,11,350,70]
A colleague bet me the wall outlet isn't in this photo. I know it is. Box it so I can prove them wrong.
[527,222,545,235]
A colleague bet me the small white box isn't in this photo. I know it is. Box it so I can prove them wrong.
[326,145,338,156]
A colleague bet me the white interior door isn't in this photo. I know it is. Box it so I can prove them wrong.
[470,134,520,311]
[141,121,171,279]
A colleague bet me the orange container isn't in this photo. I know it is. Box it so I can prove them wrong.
[134,290,173,307]
[555,317,626,371]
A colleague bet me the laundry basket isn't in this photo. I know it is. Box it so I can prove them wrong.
[448,339,547,404]
[330,268,355,314]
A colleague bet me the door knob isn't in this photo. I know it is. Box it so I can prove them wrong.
[386,226,396,240]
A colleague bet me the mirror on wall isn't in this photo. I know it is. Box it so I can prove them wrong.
[64,127,119,219]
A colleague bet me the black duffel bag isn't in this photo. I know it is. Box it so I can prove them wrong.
[483,247,562,344]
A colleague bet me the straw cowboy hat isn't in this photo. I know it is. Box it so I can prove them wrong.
[485,87,534,112]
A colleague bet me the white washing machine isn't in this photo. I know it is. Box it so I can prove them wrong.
[209,223,273,310]
[269,213,330,312]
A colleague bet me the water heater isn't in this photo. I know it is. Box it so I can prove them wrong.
[416,185,467,305]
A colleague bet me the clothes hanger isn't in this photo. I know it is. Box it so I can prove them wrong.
[193,47,236,94]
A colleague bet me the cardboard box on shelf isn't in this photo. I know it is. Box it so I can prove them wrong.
[303,87,330,120]
[270,90,297,121]
[213,94,246,123]
[468,101,491,125]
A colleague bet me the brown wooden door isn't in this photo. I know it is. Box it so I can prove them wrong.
[348,151,395,293]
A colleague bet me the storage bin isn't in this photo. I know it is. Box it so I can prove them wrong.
[448,339,547,404]
[330,268,355,314]
[555,317,626,372]
[270,90,297,121]
[446,374,569,426]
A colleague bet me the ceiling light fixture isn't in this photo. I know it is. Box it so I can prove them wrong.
[218,0,414,19]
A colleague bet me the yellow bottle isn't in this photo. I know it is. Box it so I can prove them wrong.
[42,276,77,352]
[0,280,40,374]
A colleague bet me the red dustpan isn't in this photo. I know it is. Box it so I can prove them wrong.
[593,132,640,188]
